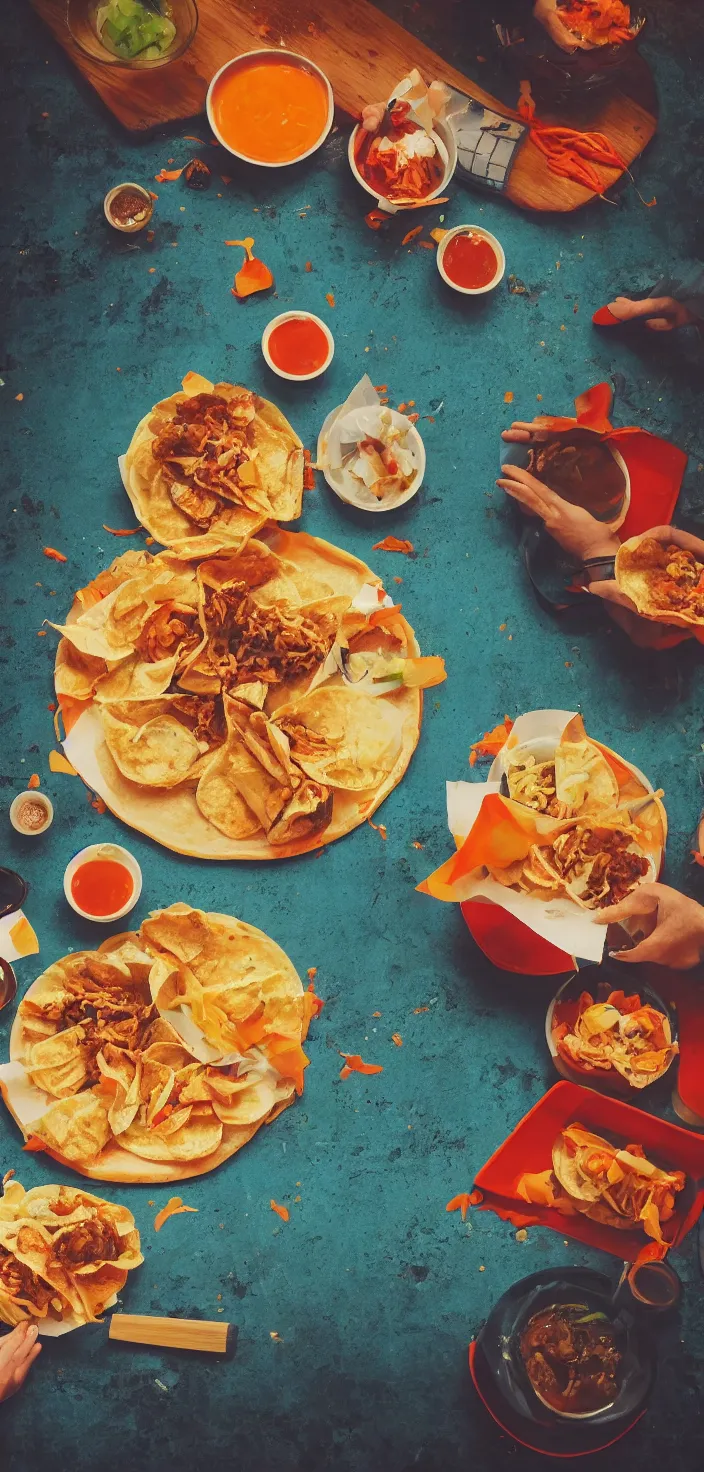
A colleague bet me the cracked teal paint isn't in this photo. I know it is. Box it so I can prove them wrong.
[1,2,704,1469]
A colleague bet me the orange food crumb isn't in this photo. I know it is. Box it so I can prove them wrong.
[305,261,313,272]
[15,393,24,402]
[393,576,403,584]
[536,394,543,401]
[418,241,435,250]
[154,167,183,182]
[499,622,507,631]
[372,537,414,555]
[37,630,46,637]
[339,1053,384,1079]
[91,795,107,814]
[413,1005,429,1013]
[325,292,335,308]
[446,1189,483,1221]
[470,717,514,761]
[47,703,56,712]
[412,841,423,850]
[103,525,142,536]
[391,1033,403,1047]
[401,226,423,246]
[374,385,388,393]
[407,412,419,423]
[28,774,40,789]
[372,1012,382,1018]
[307,967,317,982]
[43,547,67,563]
[154,1197,198,1231]
[271,1200,290,1223]
[504,391,514,403]
[367,817,387,840]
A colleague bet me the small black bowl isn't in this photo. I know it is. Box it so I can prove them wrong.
[546,961,678,1098]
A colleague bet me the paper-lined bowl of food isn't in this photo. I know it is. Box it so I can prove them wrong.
[0,1178,142,1334]
[546,969,678,1097]
[0,904,322,1183]
[419,710,666,966]
[50,528,444,860]
[615,533,704,628]
[318,375,425,511]
[349,70,458,213]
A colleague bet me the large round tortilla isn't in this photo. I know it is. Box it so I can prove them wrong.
[57,527,423,860]
[3,913,303,1184]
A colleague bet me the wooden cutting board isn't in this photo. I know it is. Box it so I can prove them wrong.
[32,0,657,212]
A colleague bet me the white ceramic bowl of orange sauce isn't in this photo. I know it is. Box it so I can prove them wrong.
[436,224,505,296]
[64,842,142,924]
[206,49,334,167]
[262,311,334,381]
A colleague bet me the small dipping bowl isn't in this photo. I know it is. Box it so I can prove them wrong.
[66,0,198,70]
[348,114,457,209]
[104,182,154,234]
[64,843,142,924]
[262,311,334,382]
[10,792,54,838]
[207,50,334,167]
[436,224,505,296]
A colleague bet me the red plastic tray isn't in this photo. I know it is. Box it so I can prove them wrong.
[474,1081,704,1262]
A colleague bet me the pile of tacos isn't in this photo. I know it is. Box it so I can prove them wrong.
[2,905,319,1182]
[52,528,442,858]
[517,1123,686,1243]
[0,1179,142,1328]
[121,373,304,557]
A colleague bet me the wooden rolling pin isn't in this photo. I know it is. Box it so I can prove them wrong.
[109,1314,236,1354]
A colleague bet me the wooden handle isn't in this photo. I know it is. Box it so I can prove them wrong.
[109,1314,233,1354]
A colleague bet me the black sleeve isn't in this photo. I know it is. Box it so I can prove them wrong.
[492,0,536,24]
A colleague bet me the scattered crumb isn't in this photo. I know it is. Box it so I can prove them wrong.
[515,1229,528,1242]
[391,1033,403,1047]
[479,1265,485,1272]
[503,391,513,404]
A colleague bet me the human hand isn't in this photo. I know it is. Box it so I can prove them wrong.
[361,102,386,133]
[496,463,620,561]
[501,421,554,446]
[534,0,591,51]
[606,296,699,332]
[0,1322,42,1403]
[595,882,704,967]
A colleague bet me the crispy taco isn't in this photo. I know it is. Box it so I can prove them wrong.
[488,817,652,909]
[0,1179,142,1329]
[517,1123,685,1244]
[3,906,322,1184]
[506,715,620,819]
[122,372,304,555]
[616,535,704,627]
[552,989,678,1088]
[52,527,441,859]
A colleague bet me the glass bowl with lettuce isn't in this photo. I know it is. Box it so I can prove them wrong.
[66,0,198,68]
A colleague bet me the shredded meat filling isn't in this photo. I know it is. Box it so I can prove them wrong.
[552,827,648,907]
[134,601,200,664]
[629,538,704,617]
[0,1246,57,1313]
[34,972,157,1082]
[53,1219,121,1267]
[151,392,258,523]
[203,583,336,688]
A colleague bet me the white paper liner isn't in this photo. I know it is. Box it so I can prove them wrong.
[443,710,663,964]
[0,910,39,963]
[317,375,425,512]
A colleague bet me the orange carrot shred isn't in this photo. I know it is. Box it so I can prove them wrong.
[43,547,67,562]
[412,842,424,850]
[504,391,514,403]
[102,525,142,536]
[367,817,387,840]
[22,1137,47,1153]
[307,967,317,981]
[271,1200,290,1222]
[305,261,313,272]
[418,240,435,250]
[339,1053,384,1078]
[374,384,388,393]
[391,1033,403,1047]
[303,447,315,491]
[413,1005,429,1012]
[154,1197,198,1232]
[28,774,40,789]
[325,292,335,308]
[372,537,415,555]
[401,225,423,246]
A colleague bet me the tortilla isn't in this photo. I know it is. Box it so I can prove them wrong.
[616,534,704,627]
[3,905,318,1184]
[0,1179,142,1330]
[53,526,426,859]
[122,373,304,554]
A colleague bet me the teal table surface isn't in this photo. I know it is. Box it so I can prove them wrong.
[2,1,704,1468]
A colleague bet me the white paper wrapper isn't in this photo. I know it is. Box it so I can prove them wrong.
[317,375,425,512]
[0,910,39,962]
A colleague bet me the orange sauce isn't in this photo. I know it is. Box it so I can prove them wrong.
[71,859,133,917]
[211,58,329,164]
[443,231,498,290]
[268,317,329,375]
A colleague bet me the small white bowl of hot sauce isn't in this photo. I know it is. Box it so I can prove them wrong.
[206,50,334,167]
[262,311,334,381]
[64,843,142,924]
[436,224,505,296]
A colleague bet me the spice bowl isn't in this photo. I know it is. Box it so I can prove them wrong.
[262,312,334,382]
[104,182,154,233]
[436,224,505,296]
[10,792,54,838]
[64,843,142,924]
